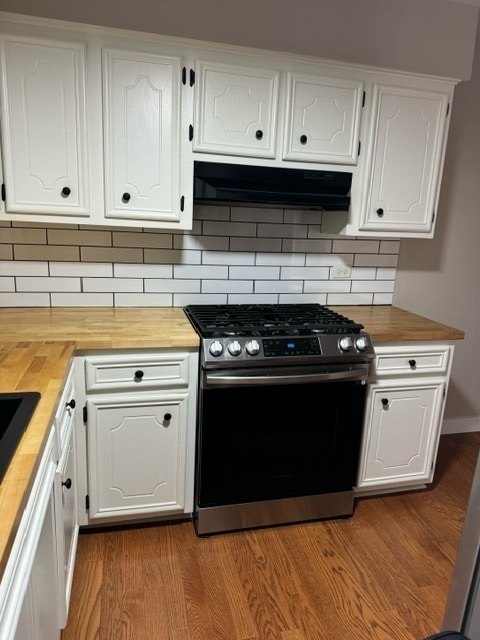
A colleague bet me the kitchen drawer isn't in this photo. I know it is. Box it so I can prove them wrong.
[371,344,452,378]
[84,352,190,392]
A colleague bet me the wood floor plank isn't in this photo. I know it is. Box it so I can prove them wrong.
[62,432,480,640]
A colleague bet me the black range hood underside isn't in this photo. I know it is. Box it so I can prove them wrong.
[193,161,352,211]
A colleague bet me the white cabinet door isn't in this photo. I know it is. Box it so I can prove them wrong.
[54,428,78,628]
[283,72,363,164]
[103,47,184,223]
[358,380,445,490]
[194,60,279,158]
[361,84,449,234]
[86,392,188,520]
[0,34,89,216]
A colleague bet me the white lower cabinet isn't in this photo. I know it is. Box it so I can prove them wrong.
[76,349,198,525]
[357,342,454,493]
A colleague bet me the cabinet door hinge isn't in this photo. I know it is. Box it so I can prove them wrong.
[358,140,361,157]
[85,494,90,510]
[190,68,195,86]
[1,183,5,202]
[362,91,366,108]
[180,195,185,212]
[189,124,194,142]
[83,405,88,423]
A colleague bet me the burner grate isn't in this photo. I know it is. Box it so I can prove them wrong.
[184,303,364,338]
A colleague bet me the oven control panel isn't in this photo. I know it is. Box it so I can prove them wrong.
[202,333,374,366]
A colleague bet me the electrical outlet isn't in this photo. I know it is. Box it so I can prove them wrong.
[331,265,352,279]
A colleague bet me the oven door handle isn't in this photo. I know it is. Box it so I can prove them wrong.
[204,368,368,387]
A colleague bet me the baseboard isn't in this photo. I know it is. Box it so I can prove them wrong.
[441,417,480,434]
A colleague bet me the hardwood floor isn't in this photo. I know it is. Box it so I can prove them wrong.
[62,432,480,640]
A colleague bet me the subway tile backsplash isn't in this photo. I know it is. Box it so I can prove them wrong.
[0,206,399,307]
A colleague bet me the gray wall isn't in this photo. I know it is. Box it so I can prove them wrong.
[0,0,478,79]
[394,19,480,433]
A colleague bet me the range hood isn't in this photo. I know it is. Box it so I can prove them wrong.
[193,161,352,211]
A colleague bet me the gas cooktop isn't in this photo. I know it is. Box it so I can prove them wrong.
[184,303,375,367]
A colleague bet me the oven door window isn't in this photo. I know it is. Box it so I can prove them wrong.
[197,378,366,507]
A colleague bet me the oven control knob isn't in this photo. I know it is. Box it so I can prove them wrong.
[355,336,369,351]
[227,340,242,356]
[245,339,260,356]
[339,336,354,352]
[209,340,224,357]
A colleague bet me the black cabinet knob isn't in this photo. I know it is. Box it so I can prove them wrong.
[134,370,144,379]
[66,399,76,409]
[122,192,131,203]
[164,413,172,421]
[376,208,384,217]
[408,359,417,368]
[381,398,389,406]
[255,130,263,140]
[61,187,71,197]
[62,478,72,489]
[300,134,308,145]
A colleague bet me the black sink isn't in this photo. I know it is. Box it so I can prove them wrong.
[0,392,41,484]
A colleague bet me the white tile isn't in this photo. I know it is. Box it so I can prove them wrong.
[51,292,113,306]
[304,280,351,293]
[327,293,374,305]
[227,293,278,304]
[281,266,329,280]
[144,249,201,264]
[279,293,327,304]
[0,277,15,291]
[81,247,143,263]
[282,238,332,253]
[373,292,394,304]
[284,210,323,225]
[258,223,307,239]
[174,293,227,305]
[145,279,201,293]
[113,231,173,248]
[229,266,280,280]
[232,207,283,223]
[201,251,255,265]
[48,228,112,246]
[15,245,80,261]
[376,267,397,280]
[203,221,257,237]
[193,205,230,220]
[114,263,172,278]
[174,234,229,251]
[49,262,113,277]
[307,225,326,238]
[0,227,47,243]
[174,265,228,279]
[256,253,305,266]
[354,254,399,267]
[380,240,401,254]
[306,253,351,266]
[0,245,13,260]
[351,267,376,280]
[83,278,144,292]
[255,280,303,293]
[0,260,49,276]
[230,237,282,252]
[0,292,50,306]
[351,280,395,293]
[114,292,173,306]
[332,239,380,253]
[202,280,253,293]
[16,277,81,292]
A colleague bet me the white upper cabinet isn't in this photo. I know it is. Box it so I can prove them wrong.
[360,84,450,235]
[282,72,363,164]
[193,60,279,158]
[102,47,185,224]
[0,33,89,217]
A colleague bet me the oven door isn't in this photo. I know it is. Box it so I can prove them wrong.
[196,363,368,509]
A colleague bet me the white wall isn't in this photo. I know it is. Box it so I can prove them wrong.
[0,0,477,79]
[394,20,480,434]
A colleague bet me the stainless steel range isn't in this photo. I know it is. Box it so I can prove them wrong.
[184,303,375,536]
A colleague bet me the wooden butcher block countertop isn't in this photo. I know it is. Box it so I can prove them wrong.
[0,305,464,580]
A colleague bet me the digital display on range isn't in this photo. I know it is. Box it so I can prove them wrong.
[263,337,321,357]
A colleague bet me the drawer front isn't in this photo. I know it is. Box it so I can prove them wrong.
[372,345,451,377]
[85,353,190,392]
